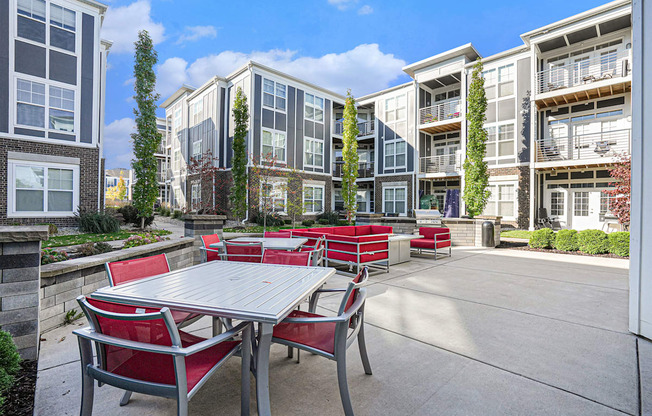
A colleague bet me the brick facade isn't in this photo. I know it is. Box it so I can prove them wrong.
[374,174,415,215]
[0,138,101,227]
[488,166,530,229]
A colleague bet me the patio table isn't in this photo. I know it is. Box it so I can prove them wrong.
[210,237,308,252]
[92,261,336,416]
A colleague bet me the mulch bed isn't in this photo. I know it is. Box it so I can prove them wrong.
[1,360,37,416]
[497,240,628,259]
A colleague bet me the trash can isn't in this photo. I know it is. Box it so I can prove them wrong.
[482,221,495,247]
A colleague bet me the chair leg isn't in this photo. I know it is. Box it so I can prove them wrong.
[357,322,373,375]
[119,391,132,406]
[241,325,251,416]
[287,346,293,358]
[336,351,354,416]
[78,338,95,416]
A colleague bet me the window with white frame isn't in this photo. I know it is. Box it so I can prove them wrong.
[50,3,76,52]
[305,93,324,122]
[263,78,286,111]
[49,85,74,132]
[173,149,181,172]
[484,123,515,162]
[191,182,200,209]
[484,183,516,218]
[385,94,406,122]
[304,185,324,214]
[550,191,565,216]
[16,79,76,133]
[8,160,78,216]
[383,187,407,215]
[192,140,201,159]
[573,192,589,216]
[304,138,323,167]
[174,107,182,133]
[16,79,45,128]
[383,94,408,172]
[384,140,406,168]
[262,181,287,213]
[262,129,286,162]
[17,0,46,43]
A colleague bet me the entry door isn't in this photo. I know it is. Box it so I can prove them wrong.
[546,189,567,227]
[571,190,601,230]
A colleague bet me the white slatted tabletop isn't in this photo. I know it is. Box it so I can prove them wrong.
[210,237,308,252]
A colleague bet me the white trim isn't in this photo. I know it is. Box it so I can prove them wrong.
[303,183,325,214]
[381,184,408,216]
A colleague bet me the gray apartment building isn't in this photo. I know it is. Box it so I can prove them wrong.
[161,0,632,232]
[0,0,110,226]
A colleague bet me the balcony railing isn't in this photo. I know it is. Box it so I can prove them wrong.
[419,99,462,125]
[419,152,463,174]
[333,120,375,137]
[333,161,375,178]
[535,128,630,163]
[537,50,630,94]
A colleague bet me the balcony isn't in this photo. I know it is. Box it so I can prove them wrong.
[333,120,375,138]
[535,128,630,166]
[419,152,463,176]
[332,161,375,179]
[535,50,631,108]
[418,99,462,134]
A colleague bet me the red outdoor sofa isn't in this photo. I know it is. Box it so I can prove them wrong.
[288,225,393,275]
[410,227,452,259]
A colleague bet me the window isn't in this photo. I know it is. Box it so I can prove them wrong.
[263,78,286,111]
[384,141,406,168]
[192,140,201,158]
[262,130,286,162]
[600,192,615,215]
[262,181,287,213]
[191,183,200,209]
[304,185,324,214]
[498,124,515,157]
[49,85,74,132]
[574,192,589,216]
[385,94,406,122]
[497,64,514,97]
[550,191,565,216]
[191,100,203,126]
[173,149,181,171]
[50,4,75,52]
[18,0,46,20]
[485,126,496,158]
[484,183,516,218]
[16,79,45,128]
[17,0,46,43]
[174,107,182,133]
[383,187,406,215]
[9,161,77,215]
[304,138,323,167]
[305,93,324,122]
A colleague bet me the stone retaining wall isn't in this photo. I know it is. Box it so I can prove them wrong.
[183,215,226,264]
[39,238,195,333]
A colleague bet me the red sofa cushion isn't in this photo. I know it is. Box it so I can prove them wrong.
[331,226,357,236]
[419,227,450,240]
[354,225,372,236]
[371,225,393,235]
[411,239,451,249]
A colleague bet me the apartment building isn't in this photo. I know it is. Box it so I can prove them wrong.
[0,0,110,226]
[160,0,631,232]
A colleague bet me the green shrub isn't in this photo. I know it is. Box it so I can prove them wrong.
[123,232,170,248]
[172,210,183,219]
[337,220,349,226]
[0,330,21,408]
[283,219,292,225]
[554,229,579,251]
[318,211,340,225]
[608,231,630,257]
[318,218,330,225]
[41,248,70,265]
[118,205,155,227]
[577,229,609,254]
[78,211,120,234]
[301,219,315,227]
[79,242,114,257]
[529,228,555,249]
[37,223,58,235]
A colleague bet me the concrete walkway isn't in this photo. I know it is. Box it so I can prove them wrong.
[34,248,649,416]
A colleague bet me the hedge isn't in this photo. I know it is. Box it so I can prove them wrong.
[608,231,630,257]
[554,229,579,251]
[577,229,609,254]
[529,228,555,249]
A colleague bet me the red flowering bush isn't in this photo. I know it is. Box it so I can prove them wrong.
[122,232,170,248]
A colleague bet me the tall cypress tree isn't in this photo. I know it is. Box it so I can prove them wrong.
[230,87,249,222]
[341,89,359,223]
[131,30,161,228]
[463,59,490,217]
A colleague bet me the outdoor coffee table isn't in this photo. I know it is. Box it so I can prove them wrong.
[92,261,335,416]
[210,237,308,252]
[388,234,424,265]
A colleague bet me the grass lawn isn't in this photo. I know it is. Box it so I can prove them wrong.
[223,224,337,233]
[501,230,533,239]
[43,229,172,248]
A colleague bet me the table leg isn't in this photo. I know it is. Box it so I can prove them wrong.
[212,316,223,336]
[255,323,273,416]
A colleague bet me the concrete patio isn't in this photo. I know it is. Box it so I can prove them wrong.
[33,247,651,416]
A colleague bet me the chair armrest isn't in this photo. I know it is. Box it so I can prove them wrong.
[199,247,222,253]
[181,321,251,356]
[281,315,348,324]
[74,327,182,355]
[313,288,347,294]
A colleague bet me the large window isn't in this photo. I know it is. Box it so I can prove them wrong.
[305,93,324,122]
[49,85,74,131]
[385,94,406,122]
[17,0,46,43]
[573,192,589,216]
[8,160,78,216]
[191,182,200,209]
[383,187,407,215]
[16,79,45,128]
[384,141,406,168]
[50,4,76,52]
[16,79,75,133]
[263,78,286,111]
[262,129,286,162]
[550,191,565,216]
[484,183,516,218]
[304,185,324,214]
[17,1,77,52]
[262,181,287,213]
[484,123,515,162]
[304,138,323,167]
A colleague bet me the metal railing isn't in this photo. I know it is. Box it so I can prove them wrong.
[333,161,375,178]
[535,128,630,162]
[419,152,463,174]
[419,99,462,125]
[537,50,630,94]
[333,120,375,137]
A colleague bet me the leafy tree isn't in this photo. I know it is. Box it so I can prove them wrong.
[285,167,304,226]
[131,30,161,228]
[116,176,127,200]
[230,87,249,222]
[249,154,286,233]
[341,89,359,223]
[187,150,230,214]
[604,154,631,227]
[463,59,490,218]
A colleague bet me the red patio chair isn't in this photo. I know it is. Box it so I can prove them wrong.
[300,235,326,266]
[224,241,264,263]
[199,233,222,262]
[272,267,372,416]
[73,296,252,416]
[105,254,201,328]
[263,230,292,238]
[262,249,312,266]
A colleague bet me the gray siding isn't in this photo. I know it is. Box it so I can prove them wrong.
[324,99,331,171]
[80,14,94,144]
[226,86,232,167]
[517,57,531,163]
[0,0,8,133]
[377,118,384,172]
[287,86,295,167]
[295,90,304,170]
[253,74,262,160]
[49,50,77,85]
[15,41,46,78]
[219,87,225,167]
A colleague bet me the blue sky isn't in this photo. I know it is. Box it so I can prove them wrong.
[101,0,608,169]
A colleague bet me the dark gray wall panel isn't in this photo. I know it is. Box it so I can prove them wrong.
[17,16,45,43]
[49,50,77,85]
[485,101,496,123]
[0,0,8,133]
[219,87,225,167]
[275,112,286,132]
[262,108,274,129]
[516,57,531,163]
[304,120,314,138]
[497,98,515,121]
[14,127,45,137]
[226,86,232,167]
[48,132,76,141]
[253,75,262,159]
[314,121,323,140]
[287,86,295,167]
[296,90,304,170]
[15,41,46,78]
[324,99,331,173]
[407,142,414,172]
[80,14,94,143]
[378,119,385,172]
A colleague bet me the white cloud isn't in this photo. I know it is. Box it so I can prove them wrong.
[101,0,165,54]
[328,0,358,10]
[104,118,136,169]
[176,25,218,45]
[157,44,406,98]
[358,5,373,15]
